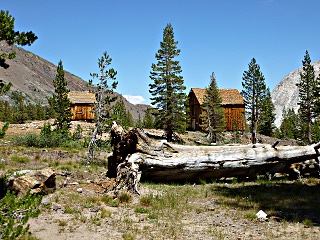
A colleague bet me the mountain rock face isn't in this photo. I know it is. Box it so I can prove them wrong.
[0,41,89,104]
[271,60,320,127]
[0,42,149,120]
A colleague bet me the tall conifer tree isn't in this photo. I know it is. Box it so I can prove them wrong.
[126,110,134,127]
[241,58,267,144]
[0,10,37,93]
[202,72,226,143]
[0,10,37,138]
[48,60,72,135]
[149,23,187,142]
[296,50,317,144]
[143,108,155,129]
[257,87,276,136]
[280,108,299,139]
[111,100,132,129]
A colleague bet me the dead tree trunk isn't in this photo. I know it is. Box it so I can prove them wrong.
[107,123,145,195]
[138,142,320,182]
[109,124,320,183]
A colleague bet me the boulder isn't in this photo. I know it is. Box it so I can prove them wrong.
[8,168,56,196]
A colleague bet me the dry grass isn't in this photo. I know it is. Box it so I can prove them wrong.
[24,174,319,239]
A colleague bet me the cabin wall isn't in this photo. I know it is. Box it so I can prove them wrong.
[189,92,245,131]
[223,105,246,131]
[70,104,94,121]
[189,92,202,130]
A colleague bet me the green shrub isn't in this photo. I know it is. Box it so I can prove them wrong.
[118,192,131,203]
[40,123,52,135]
[11,155,30,164]
[108,199,119,207]
[0,122,9,138]
[12,131,85,149]
[302,218,313,227]
[135,207,149,214]
[0,190,42,239]
[122,232,136,240]
[72,124,83,140]
[148,213,158,219]
[139,194,154,207]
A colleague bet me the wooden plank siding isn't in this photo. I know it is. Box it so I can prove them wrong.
[70,104,95,121]
[68,91,96,121]
[188,88,246,131]
[223,105,246,131]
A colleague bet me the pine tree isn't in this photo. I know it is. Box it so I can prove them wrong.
[111,100,130,129]
[126,110,134,127]
[26,103,37,120]
[48,60,72,135]
[143,108,155,129]
[296,50,317,144]
[241,58,267,144]
[1,101,12,122]
[151,109,163,129]
[12,94,28,124]
[0,101,3,121]
[257,87,276,136]
[296,107,309,145]
[149,23,187,142]
[35,102,46,120]
[201,72,226,143]
[312,120,320,143]
[87,52,117,164]
[280,108,299,139]
[135,114,143,128]
[0,10,37,94]
[315,75,320,116]
[0,81,12,95]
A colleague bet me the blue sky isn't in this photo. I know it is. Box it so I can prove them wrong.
[2,0,320,104]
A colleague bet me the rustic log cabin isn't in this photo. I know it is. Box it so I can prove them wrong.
[68,91,96,121]
[188,88,245,131]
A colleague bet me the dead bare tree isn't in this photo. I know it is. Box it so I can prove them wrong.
[87,52,118,164]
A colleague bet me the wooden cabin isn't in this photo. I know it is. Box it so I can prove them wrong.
[188,88,245,131]
[68,91,96,121]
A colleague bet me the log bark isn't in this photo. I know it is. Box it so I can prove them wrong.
[138,143,320,182]
[109,124,320,183]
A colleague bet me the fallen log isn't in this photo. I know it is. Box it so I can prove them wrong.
[109,123,320,183]
[138,143,320,182]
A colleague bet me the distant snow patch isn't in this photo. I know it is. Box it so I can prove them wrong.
[123,95,145,104]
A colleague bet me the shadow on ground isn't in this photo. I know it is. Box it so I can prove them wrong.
[211,181,320,225]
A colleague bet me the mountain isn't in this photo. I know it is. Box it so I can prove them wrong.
[271,60,320,127]
[0,41,149,120]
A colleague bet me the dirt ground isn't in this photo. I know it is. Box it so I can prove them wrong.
[1,121,319,239]
[26,182,320,240]
[23,174,320,240]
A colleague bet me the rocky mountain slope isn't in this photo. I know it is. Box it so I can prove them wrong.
[0,42,149,120]
[271,60,320,127]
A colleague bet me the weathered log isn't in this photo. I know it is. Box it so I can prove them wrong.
[112,155,143,196]
[109,123,320,183]
[138,143,320,182]
[107,123,145,195]
[107,122,138,178]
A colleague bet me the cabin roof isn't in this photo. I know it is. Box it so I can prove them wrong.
[68,91,96,104]
[190,88,244,105]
